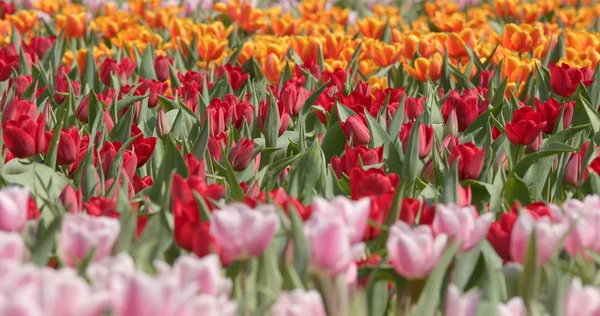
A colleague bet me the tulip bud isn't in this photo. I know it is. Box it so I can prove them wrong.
[156,107,171,137]
[525,133,542,154]
[444,108,459,137]
[60,184,82,214]
[494,151,509,172]
[564,153,581,187]
[340,115,371,146]
[43,101,52,129]
[421,158,434,183]
[228,137,254,171]
[154,56,171,82]
[13,75,31,97]
[446,284,481,316]
[497,297,526,316]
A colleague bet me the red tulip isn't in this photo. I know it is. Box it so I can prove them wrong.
[0,45,20,82]
[441,90,487,132]
[55,65,80,104]
[405,96,425,121]
[399,122,434,159]
[322,68,347,91]
[27,36,54,59]
[132,175,153,193]
[10,75,33,98]
[60,184,82,214]
[137,78,167,108]
[330,143,383,178]
[204,98,229,136]
[447,137,485,181]
[399,198,421,226]
[340,115,371,146]
[549,62,594,97]
[227,94,253,129]
[208,132,228,161]
[84,196,119,218]
[2,98,37,123]
[55,126,80,165]
[153,56,172,82]
[100,141,138,180]
[2,114,46,158]
[130,125,157,167]
[228,137,254,171]
[99,57,136,86]
[505,106,546,146]
[185,153,207,178]
[534,98,574,134]
[0,1,14,19]
[258,97,290,137]
[349,166,399,200]
[281,81,310,116]
[216,64,248,92]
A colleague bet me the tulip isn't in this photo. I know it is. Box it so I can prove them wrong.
[55,65,81,104]
[28,36,54,59]
[60,184,82,214]
[447,137,485,181]
[330,144,383,178]
[227,95,254,129]
[549,62,594,97]
[99,57,136,86]
[349,167,398,199]
[216,64,248,92]
[109,272,163,316]
[167,254,232,296]
[132,175,153,193]
[0,45,19,82]
[59,213,120,267]
[505,107,546,146]
[562,196,600,259]
[386,221,447,279]
[497,297,526,316]
[433,204,494,252]
[11,75,32,98]
[564,278,600,316]
[510,211,567,265]
[130,126,156,168]
[210,203,279,264]
[441,90,483,132]
[54,126,80,165]
[399,198,421,226]
[271,289,327,316]
[281,81,311,116]
[0,186,30,232]
[399,122,434,159]
[156,107,171,137]
[0,232,24,262]
[340,115,371,146]
[258,98,290,137]
[153,56,171,82]
[208,133,228,161]
[445,284,480,316]
[405,96,425,121]
[137,79,167,108]
[2,114,46,158]
[305,214,365,277]
[228,137,254,171]
[311,196,371,244]
[535,98,574,134]
[2,97,37,123]
[444,108,459,137]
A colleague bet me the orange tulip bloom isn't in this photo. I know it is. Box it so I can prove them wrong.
[196,36,227,63]
[502,23,545,54]
[404,53,443,82]
[290,36,321,64]
[56,12,87,39]
[356,17,386,39]
[262,53,284,82]
[370,42,402,67]
[10,10,38,35]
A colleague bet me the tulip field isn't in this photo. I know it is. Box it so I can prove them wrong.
[5,0,600,314]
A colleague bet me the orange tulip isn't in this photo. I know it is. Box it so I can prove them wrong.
[262,53,284,82]
[10,10,38,35]
[290,36,321,64]
[356,17,386,39]
[404,53,443,82]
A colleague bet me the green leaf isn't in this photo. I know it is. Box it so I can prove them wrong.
[452,245,483,290]
[139,45,157,80]
[2,160,69,207]
[365,110,392,147]
[31,215,62,266]
[300,80,329,117]
[147,137,188,203]
[337,102,358,122]
[112,206,137,254]
[45,105,68,169]
[289,206,309,281]
[401,117,421,184]
[509,143,575,178]
[504,175,532,205]
[220,154,246,202]
[519,231,540,313]
[440,160,459,204]
[284,140,323,204]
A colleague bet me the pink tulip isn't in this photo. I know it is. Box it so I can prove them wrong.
[173,295,238,316]
[311,196,370,244]
[210,203,279,264]
[59,213,120,267]
[510,211,568,265]
[110,273,163,316]
[432,204,493,252]
[564,278,600,316]
[563,197,600,259]
[305,215,365,277]
[0,232,24,262]
[168,254,232,296]
[0,186,30,232]
[445,284,480,316]
[87,253,137,290]
[386,221,447,279]
[497,297,526,316]
[271,289,327,316]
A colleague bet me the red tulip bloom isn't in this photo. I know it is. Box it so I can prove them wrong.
[487,211,517,261]
[349,166,399,200]
[281,81,311,116]
[185,153,207,178]
[55,65,81,104]
[53,126,80,166]
[330,143,384,178]
[441,89,487,132]
[228,137,254,171]
[447,137,485,181]
[84,196,119,218]
[405,96,425,121]
[100,141,138,180]
[216,64,248,92]
[340,115,371,146]
[549,62,594,97]
[2,114,46,158]
[2,98,37,123]
[399,122,434,159]
[153,56,172,82]
[132,174,153,193]
[505,106,546,146]
[534,98,574,134]
[27,36,55,60]
[399,198,421,226]
[322,68,347,91]
[137,78,167,108]
[0,45,21,82]
[0,1,15,19]
[130,125,157,167]
[227,94,254,129]
[60,184,82,214]
[99,57,136,86]
[258,97,290,137]
[208,132,228,161]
